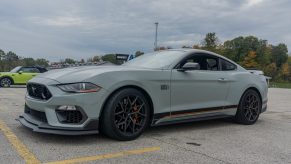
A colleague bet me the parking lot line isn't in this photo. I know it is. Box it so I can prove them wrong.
[0,120,40,164]
[44,146,161,164]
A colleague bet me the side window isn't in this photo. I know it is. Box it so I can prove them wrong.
[220,59,236,71]
[179,54,219,71]
[206,58,219,71]
[20,67,40,73]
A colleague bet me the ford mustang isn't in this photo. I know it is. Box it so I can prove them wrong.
[0,66,47,87]
[18,49,268,141]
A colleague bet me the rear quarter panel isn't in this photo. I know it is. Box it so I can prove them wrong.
[226,70,268,107]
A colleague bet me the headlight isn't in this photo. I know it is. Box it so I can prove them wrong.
[57,82,101,93]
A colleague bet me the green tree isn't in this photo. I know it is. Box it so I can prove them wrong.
[35,58,49,67]
[65,58,75,64]
[23,58,35,66]
[201,32,219,51]
[4,51,19,70]
[0,49,5,71]
[223,36,272,69]
[271,43,288,68]
[263,63,277,78]
[5,51,19,61]
[101,54,117,64]
[0,49,5,61]
[288,56,291,66]
[223,36,244,61]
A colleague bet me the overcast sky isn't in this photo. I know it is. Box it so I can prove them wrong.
[0,0,290,61]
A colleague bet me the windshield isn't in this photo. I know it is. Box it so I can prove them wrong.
[10,66,21,73]
[123,51,185,69]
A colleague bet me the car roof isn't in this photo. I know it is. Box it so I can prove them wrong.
[164,48,232,61]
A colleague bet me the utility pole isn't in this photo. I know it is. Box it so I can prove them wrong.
[154,22,159,51]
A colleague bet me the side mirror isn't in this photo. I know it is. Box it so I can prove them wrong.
[18,71,23,74]
[178,62,200,72]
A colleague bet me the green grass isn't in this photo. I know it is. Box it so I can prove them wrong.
[269,82,291,89]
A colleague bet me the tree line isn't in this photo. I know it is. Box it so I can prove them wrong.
[0,49,49,71]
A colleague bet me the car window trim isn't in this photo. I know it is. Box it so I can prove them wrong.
[219,58,237,71]
[20,67,39,73]
[173,53,221,71]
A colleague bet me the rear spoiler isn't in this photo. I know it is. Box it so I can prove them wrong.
[247,69,272,82]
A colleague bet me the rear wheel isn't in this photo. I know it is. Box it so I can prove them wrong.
[101,88,150,141]
[0,78,12,87]
[235,89,261,125]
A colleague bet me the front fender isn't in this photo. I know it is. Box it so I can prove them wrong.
[88,70,171,118]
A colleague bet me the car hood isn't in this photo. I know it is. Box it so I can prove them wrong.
[36,66,147,83]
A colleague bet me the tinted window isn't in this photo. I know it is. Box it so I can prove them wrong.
[221,59,236,71]
[180,54,219,71]
[20,67,40,73]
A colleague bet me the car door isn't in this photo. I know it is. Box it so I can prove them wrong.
[170,53,230,114]
[14,67,39,84]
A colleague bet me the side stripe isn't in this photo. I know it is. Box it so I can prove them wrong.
[153,105,238,121]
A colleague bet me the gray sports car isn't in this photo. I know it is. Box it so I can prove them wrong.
[18,49,268,141]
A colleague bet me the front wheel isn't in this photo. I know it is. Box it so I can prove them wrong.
[235,89,262,125]
[0,78,12,87]
[100,88,150,141]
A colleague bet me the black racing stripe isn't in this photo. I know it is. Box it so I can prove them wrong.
[153,112,170,120]
[153,105,238,120]
[224,105,238,109]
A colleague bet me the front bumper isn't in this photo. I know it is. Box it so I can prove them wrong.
[17,77,108,135]
[17,114,99,135]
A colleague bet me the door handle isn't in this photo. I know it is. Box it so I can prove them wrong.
[218,78,228,82]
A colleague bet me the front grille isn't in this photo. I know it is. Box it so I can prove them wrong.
[56,110,85,124]
[27,83,52,100]
[25,105,47,123]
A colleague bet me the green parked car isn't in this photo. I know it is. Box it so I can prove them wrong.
[0,66,47,87]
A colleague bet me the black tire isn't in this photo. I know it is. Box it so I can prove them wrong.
[100,88,151,141]
[235,89,262,125]
[0,77,12,87]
